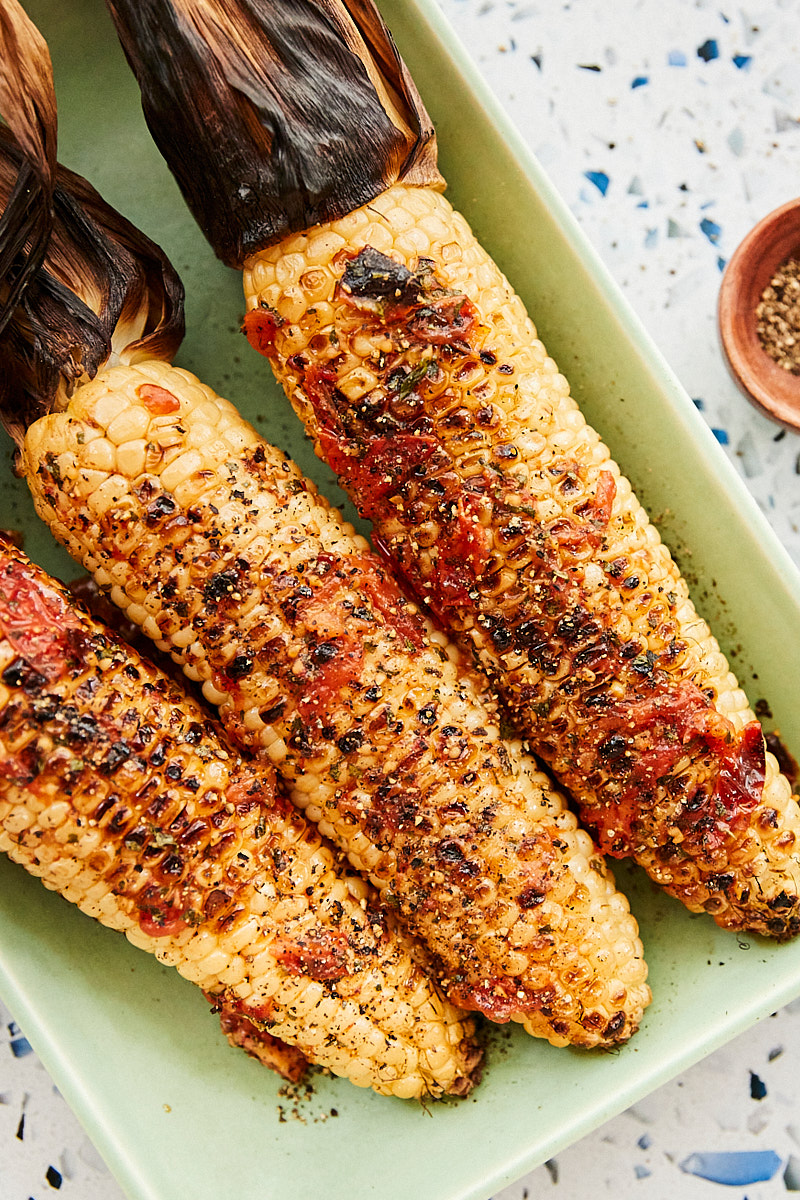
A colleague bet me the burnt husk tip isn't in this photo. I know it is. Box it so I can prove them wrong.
[106,0,443,267]
[0,0,184,442]
[0,0,57,342]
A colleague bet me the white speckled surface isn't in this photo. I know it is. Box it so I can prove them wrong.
[436,0,800,571]
[3,2,800,1198]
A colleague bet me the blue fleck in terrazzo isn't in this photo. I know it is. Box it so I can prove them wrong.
[583,169,610,195]
[680,1150,782,1185]
[7,1024,32,1059]
[697,38,719,62]
[700,216,722,244]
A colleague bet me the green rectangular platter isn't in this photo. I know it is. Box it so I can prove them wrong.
[2,2,800,1199]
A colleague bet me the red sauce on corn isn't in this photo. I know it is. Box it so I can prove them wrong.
[272,931,352,981]
[0,558,82,681]
[587,707,765,858]
[243,306,283,356]
[450,976,556,1024]
[137,384,181,415]
[289,551,425,720]
[297,551,425,651]
[137,904,189,938]
[331,432,441,507]
[357,557,426,648]
[298,641,365,718]
[712,721,766,824]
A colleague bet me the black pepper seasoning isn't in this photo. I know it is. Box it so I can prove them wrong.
[756,255,800,373]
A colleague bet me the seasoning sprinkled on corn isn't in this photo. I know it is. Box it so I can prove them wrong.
[22,365,650,1045]
[243,187,800,939]
[0,538,480,1097]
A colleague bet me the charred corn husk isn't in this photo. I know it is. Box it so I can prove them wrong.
[99,0,800,937]
[0,538,479,1098]
[0,3,649,1050]
[104,0,444,266]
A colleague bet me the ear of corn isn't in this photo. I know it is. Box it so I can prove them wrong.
[0,538,480,1098]
[239,182,800,939]
[20,363,650,1048]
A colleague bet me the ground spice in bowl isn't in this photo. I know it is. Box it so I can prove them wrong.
[718,197,800,431]
[756,256,800,374]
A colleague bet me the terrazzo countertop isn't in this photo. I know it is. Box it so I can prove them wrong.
[3,1,800,1198]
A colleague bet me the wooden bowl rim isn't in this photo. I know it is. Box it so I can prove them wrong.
[718,197,800,432]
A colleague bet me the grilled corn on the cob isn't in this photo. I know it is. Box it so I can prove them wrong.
[0,2,649,1048]
[67,570,318,1085]
[22,363,649,1046]
[0,537,479,1098]
[241,184,800,938]
[99,0,800,937]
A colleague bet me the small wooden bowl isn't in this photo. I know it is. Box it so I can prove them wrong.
[718,197,800,431]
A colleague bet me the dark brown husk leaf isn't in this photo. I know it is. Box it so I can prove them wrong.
[0,145,185,444]
[0,3,184,444]
[106,0,444,267]
[0,0,57,338]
